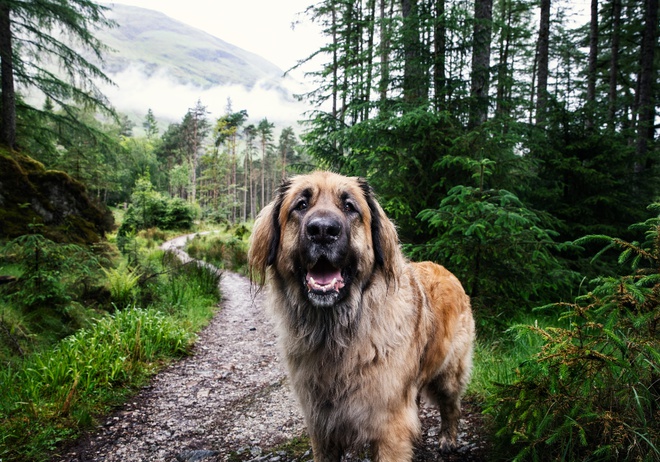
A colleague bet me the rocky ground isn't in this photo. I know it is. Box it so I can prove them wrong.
[53,236,489,462]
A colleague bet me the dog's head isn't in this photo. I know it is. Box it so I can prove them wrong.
[248,171,400,308]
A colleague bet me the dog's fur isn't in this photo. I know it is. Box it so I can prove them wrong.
[248,171,474,462]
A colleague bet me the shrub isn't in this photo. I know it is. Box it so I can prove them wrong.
[117,176,196,249]
[0,234,101,312]
[486,205,660,461]
[185,228,249,274]
[101,262,141,308]
[409,159,578,315]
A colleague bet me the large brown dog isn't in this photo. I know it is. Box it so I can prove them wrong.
[248,171,474,462]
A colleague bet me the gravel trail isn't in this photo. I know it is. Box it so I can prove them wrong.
[54,235,488,462]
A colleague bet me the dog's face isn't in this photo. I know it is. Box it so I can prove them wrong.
[249,171,399,308]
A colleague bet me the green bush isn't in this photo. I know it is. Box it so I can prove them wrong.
[409,158,578,315]
[1,234,101,311]
[101,261,141,308]
[185,227,249,274]
[117,176,195,249]
[486,205,660,461]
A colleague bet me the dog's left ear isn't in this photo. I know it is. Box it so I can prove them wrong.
[359,179,401,278]
[248,180,289,284]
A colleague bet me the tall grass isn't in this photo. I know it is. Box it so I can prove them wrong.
[0,230,223,461]
[0,308,193,461]
[468,313,556,399]
[160,253,222,331]
[185,226,249,274]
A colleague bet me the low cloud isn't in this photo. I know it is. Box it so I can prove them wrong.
[101,64,314,129]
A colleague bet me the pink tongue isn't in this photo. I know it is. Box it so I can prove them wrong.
[307,268,342,285]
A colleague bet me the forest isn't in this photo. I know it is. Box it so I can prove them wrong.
[0,0,658,461]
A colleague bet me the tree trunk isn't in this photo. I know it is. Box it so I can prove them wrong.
[634,0,658,170]
[433,0,446,111]
[402,0,425,107]
[364,0,376,122]
[586,0,598,130]
[536,0,551,126]
[469,0,493,128]
[331,2,338,120]
[495,0,512,119]
[378,0,392,114]
[261,137,266,210]
[190,117,198,204]
[0,3,16,149]
[607,0,621,128]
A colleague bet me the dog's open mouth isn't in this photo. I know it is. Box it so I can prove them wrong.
[305,257,345,294]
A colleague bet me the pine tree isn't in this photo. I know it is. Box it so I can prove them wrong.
[469,0,494,127]
[143,109,159,140]
[0,0,114,149]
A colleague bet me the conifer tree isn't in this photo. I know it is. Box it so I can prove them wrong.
[0,0,114,149]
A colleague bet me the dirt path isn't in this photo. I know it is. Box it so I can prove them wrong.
[54,236,488,462]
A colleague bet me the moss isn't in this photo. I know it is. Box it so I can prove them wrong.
[0,149,114,244]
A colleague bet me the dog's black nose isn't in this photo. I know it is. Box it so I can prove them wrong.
[306,215,342,244]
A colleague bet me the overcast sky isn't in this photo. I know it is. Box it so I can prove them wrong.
[102,0,322,72]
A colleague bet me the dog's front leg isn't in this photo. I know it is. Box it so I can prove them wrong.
[372,436,414,462]
[311,437,343,462]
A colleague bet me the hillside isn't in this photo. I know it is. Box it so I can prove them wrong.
[89,4,308,126]
[97,4,285,91]
[0,151,114,244]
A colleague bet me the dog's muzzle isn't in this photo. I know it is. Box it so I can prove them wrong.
[301,212,349,306]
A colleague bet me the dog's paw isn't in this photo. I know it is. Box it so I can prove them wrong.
[438,434,458,454]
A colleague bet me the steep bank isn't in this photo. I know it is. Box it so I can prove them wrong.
[0,150,114,244]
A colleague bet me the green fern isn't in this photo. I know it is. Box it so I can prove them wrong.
[486,203,660,461]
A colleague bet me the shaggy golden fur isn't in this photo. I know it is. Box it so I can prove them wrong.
[248,171,474,462]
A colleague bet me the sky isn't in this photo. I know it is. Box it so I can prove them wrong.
[102,0,322,74]
[97,1,324,128]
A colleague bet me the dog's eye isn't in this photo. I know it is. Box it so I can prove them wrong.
[295,199,308,211]
[343,201,356,213]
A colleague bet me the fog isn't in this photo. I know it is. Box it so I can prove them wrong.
[101,64,316,130]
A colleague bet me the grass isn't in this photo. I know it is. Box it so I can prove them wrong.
[0,307,194,461]
[185,224,250,275]
[468,313,557,400]
[0,228,224,462]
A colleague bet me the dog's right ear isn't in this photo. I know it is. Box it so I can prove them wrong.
[248,180,289,284]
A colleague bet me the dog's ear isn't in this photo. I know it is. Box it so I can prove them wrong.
[359,179,402,278]
[248,180,289,284]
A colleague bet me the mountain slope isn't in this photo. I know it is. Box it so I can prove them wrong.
[98,4,285,90]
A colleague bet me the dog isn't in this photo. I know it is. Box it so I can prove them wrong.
[248,171,475,462]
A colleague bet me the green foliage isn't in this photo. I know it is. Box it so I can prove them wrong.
[101,261,141,308]
[486,205,660,461]
[409,158,576,314]
[0,227,222,461]
[117,176,196,248]
[6,0,116,150]
[158,253,222,331]
[0,307,193,462]
[468,314,553,399]
[185,226,249,275]
[1,234,101,312]
[523,127,655,245]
